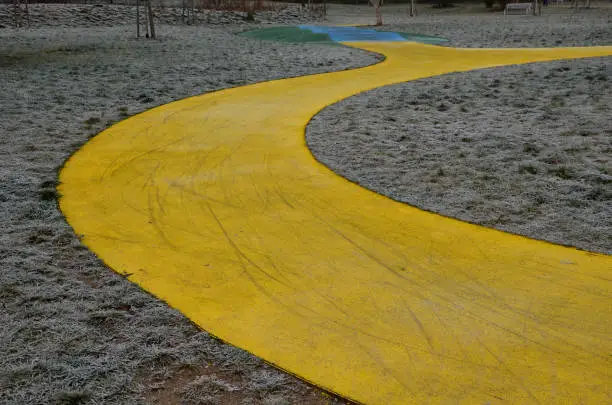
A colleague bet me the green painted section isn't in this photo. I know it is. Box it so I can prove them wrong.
[240,26,336,44]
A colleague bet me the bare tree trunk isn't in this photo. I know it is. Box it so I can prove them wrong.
[410,0,416,17]
[12,0,28,28]
[136,0,141,38]
[147,0,156,39]
[144,0,149,37]
[11,0,17,28]
[369,0,383,25]
[24,0,29,26]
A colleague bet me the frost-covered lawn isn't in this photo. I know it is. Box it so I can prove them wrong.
[1,3,610,404]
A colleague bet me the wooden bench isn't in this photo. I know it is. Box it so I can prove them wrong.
[504,2,533,14]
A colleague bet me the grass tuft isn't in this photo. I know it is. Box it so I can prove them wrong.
[39,189,58,201]
[518,164,538,175]
[548,166,574,180]
[83,117,101,126]
[53,391,91,405]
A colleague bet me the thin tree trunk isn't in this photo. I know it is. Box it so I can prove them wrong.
[24,0,29,26]
[136,0,140,38]
[144,0,149,37]
[369,0,383,25]
[12,0,20,28]
[147,0,156,39]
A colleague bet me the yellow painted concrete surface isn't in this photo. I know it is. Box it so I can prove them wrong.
[59,43,612,404]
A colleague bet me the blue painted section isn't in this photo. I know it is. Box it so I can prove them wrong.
[297,25,447,44]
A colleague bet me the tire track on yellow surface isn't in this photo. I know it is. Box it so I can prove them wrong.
[59,41,612,404]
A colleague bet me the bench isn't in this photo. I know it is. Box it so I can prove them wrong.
[504,2,533,14]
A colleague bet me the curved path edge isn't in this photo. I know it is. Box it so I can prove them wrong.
[59,42,612,404]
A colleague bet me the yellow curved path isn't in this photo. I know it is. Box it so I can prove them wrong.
[59,43,612,404]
